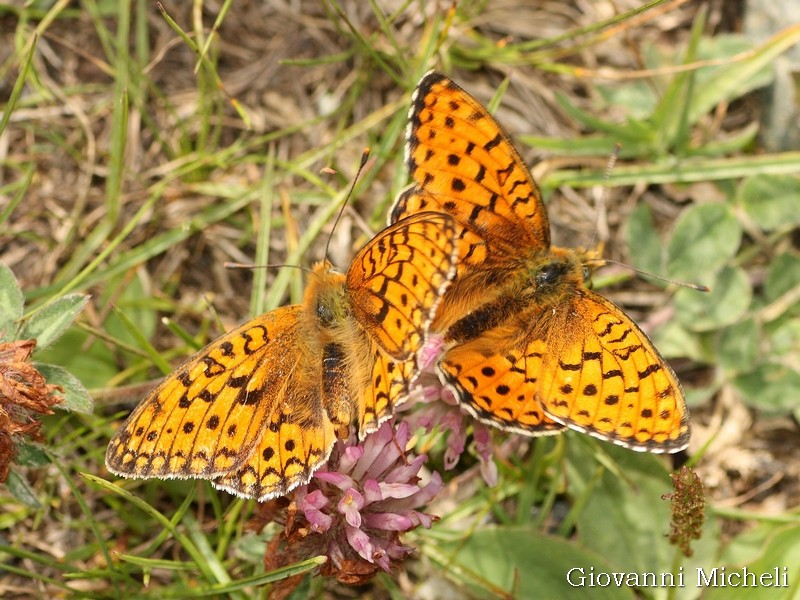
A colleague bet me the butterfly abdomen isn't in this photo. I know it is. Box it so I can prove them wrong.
[445,292,525,344]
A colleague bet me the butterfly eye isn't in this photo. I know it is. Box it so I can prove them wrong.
[536,263,562,288]
[317,302,335,327]
[582,266,591,282]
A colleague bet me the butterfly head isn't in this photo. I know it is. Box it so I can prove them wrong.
[526,247,582,291]
[306,260,349,328]
[518,245,608,311]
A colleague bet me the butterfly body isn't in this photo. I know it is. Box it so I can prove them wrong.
[392,72,690,453]
[107,213,457,500]
[443,244,596,344]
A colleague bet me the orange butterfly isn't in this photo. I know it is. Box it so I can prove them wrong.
[390,72,690,453]
[106,212,457,500]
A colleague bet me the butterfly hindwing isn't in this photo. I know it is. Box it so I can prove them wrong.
[439,325,564,435]
[211,376,340,501]
[359,345,417,436]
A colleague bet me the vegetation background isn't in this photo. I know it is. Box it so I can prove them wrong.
[1,0,800,598]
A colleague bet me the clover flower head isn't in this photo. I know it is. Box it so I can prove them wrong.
[273,419,442,584]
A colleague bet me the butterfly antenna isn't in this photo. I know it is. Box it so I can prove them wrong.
[603,259,710,292]
[324,148,371,261]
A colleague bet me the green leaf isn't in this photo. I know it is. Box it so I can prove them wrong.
[674,266,752,331]
[734,364,800,414]
[431,525,633,599]
[0,263,24,339]
[704,524,800,600]
[625,203,664,275]
[765,252,800,303]
[768,318,800,361]
[34,329,119,389]
[554,91,655,143]
[719,520,797,565]
[691,122,758,157]
[520,133,649,159]
[651,320,705,363]
[20,294,88,350]
[101,273,157,350]
[35,363,94,414]
[689,33,783,124]
[5,470,41,508]
[597,79,658,120]
[14,442,51,467]
[540,153,800,193]
[739,174,800,231]
[667,203,742,283]
[685,380,722,408]
[718,318,759,375]
[649,5,704,156]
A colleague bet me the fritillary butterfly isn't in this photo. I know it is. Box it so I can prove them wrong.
[106,212,457,500]
[390,71,690,453]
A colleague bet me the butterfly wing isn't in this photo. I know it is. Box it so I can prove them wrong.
[393,71,550,254]
[347,211,457,435]
[347,211,456,360]
[391,187,489,268]
[535,290,690,453]
[438,324,565,436]
[358,344,418,436]
[210,372,341,501]
[439,287,691,452]
[106,305,305,480]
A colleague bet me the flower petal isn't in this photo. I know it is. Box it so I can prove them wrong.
[384,454,425,484]
[363,479,382,504]
[301,489,329,510]
[338,444,365,474]
[338,488,364,527]
[363,511,414,531]
[304,506,333,532]
[345,523,375,563]
[315,471,356,491]
[377,482,420,500]
[419,334,444,370]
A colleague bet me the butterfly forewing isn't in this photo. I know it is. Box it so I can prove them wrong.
[348,212,457,361]
[401,71,550,252]
[105,306,305,479]
[392,187,496,272]
[348,212,457,437]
